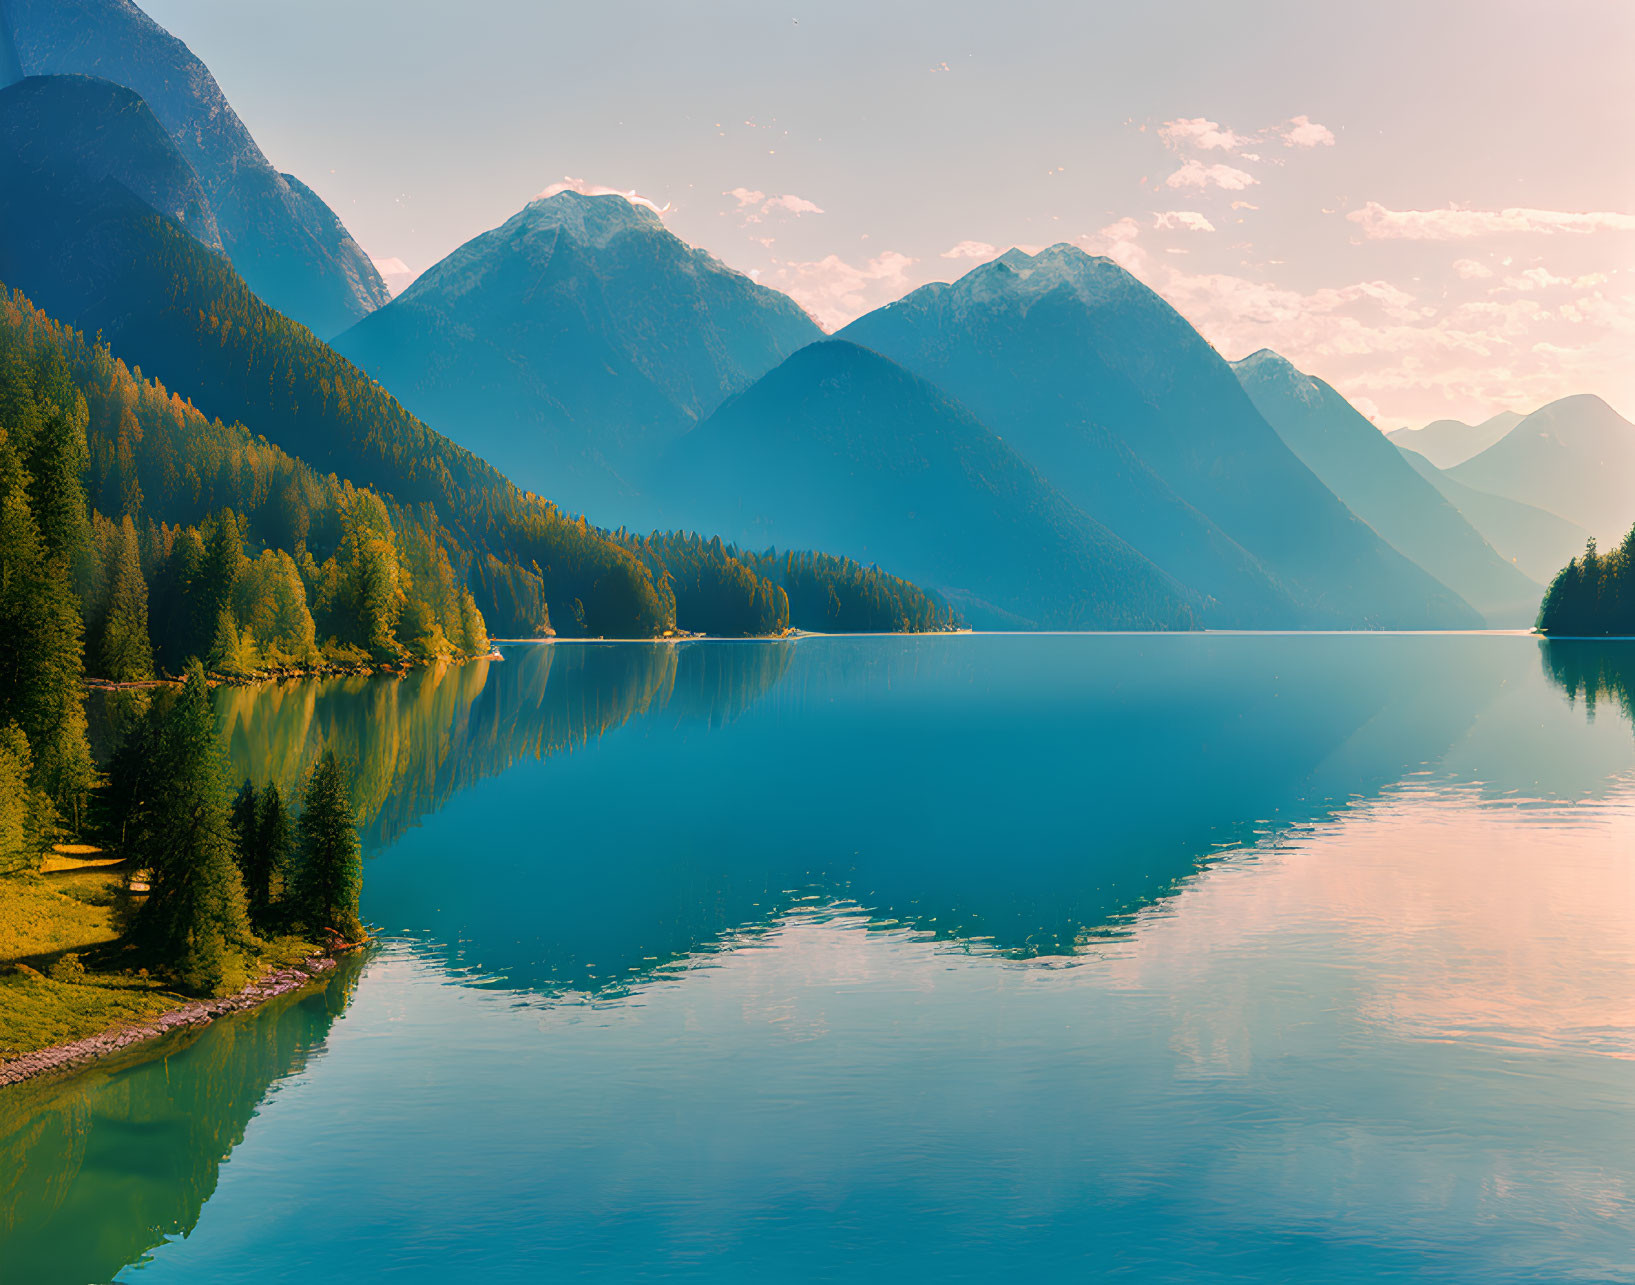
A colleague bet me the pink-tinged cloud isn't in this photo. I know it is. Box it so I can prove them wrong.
[941,240,999,260]
[1350,202,1635,239]
[1279,115,1336,147]
[1158,117,1253,151]
[1452,258,1494,280]
[767,250,918,330]
[536,177,669,214]
[1165,159,1258,191]
[1154,210,1217,232]
[763,194,824,216]
[1503,267,1611,292]
[726,189,825,224]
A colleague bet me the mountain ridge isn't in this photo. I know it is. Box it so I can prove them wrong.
[7,0,389,337]
[1233,348,1540,625]
[335,191,823,525]
[840,245,1482,630]
[664,338,1203,631]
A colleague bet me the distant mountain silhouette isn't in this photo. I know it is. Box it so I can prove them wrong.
[664,340,1201,629]
[1234,349,1539,625]
[1395,446,1590,585]
[840,245,1481,629]
[1388,412,1523,470]
[335,192,823,524]
[0,74,220,250]
[7,0,388,337]
[1448,395,1635,543]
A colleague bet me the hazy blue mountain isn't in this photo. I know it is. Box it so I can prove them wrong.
[1448,395,1635,543]
[840,245,1480,629]
[7,0,389,338]
[1388,412,1523,470]
[1396,446,1591,585]
[664,340,1201,630]
[0,75,220,251]
[0,6,21,87]
[1234,349,1539,624]
[335,192,824,524]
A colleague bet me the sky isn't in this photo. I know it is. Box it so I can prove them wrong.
[141,0,1634,428]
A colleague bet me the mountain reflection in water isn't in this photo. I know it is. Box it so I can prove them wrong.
[200,634,1635,1000]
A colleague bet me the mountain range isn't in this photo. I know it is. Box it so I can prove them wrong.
[1445,395,1635,546]
[1232,349,1542,625]
[2,0,1613,637]
[1387,412,1523,470]
[836,246,1478,628]
[6,0,388,338]
[666,340,1199,630]
[334,193,822,524]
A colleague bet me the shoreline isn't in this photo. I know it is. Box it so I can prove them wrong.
[85,649,501,694]
[0,945,361,1091]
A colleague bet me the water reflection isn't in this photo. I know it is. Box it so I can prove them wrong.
[0,953,364,1285]
[19,634,1635,1283]
[233,634,1632,1000]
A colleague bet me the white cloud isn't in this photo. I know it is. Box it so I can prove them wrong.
[1452,258,1494,280]
[1154,210,1217,233]
[763,194,824,216]
[1165,159,1258,191]
[536,177,669,214]
[767,250,917,330]
[1502,267,1611,292]
[941,240,999,260]
[1349,201,1635,239]
[726,188,825,223]
[1279,115,1336,148]
[1158,117,1253,151]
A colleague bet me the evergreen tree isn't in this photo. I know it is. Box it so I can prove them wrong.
[0,421,94,829]
[0,722,39,876]
[126,662,255,994]
[97,514,153,680]
[229,779,259,881]
[249,782,293,925]
[291,752,364,941]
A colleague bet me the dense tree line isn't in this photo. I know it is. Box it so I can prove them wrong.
[744,548,960,634]
[623,531,960,636]
[2,289,490,675]
[1537,530,1635,636]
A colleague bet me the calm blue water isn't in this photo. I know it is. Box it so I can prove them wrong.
[6,634,1635,1283]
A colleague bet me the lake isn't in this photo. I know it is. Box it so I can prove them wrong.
[5,633,1635,1282]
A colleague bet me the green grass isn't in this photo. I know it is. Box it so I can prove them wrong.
[0,871,323,1063]
[0,970,181,1062]
[0,869,125,963]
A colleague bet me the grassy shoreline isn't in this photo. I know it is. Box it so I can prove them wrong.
[0,856,349,1086]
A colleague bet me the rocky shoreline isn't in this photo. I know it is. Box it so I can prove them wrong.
[0,950,349,1090]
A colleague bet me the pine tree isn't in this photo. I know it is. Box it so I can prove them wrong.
[250,782,293,925]
[291,751,364,942]
[0,722,39,876]
[229,779,259,881]
[97,514,153,680]
[208,605,246,675]
[127,662,255,994]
